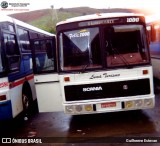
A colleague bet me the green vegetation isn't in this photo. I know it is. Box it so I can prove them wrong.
[29,10,81,33]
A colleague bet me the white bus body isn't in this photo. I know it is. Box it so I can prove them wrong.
[0,15,57,120]
[56,13,155,115]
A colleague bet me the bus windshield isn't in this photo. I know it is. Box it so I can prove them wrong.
[59,24,149,71]
[105,24,149,67]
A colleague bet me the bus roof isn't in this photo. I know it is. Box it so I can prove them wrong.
[0,14,55,36]
[57,13,144,26]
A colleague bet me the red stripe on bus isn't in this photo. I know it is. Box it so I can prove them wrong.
[9,74,34,88]
[26,74,34,81]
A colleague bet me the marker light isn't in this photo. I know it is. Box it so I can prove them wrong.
[96,13,101,16]
[146,26,151,31]
[154,25,160,30]
[125,101,134,109]
[0,95,6,101]
[143,70,148,75]
[64,77,70,82]
[84,104,93,111]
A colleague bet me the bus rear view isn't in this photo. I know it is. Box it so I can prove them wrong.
[56,13,155,115]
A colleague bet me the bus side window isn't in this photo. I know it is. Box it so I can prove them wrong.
[46,41,53,59]
[6,41,15,55]
[33,39,55,73]
[150,24,160,42]
[18,28,31,51]
[3,33,20,71]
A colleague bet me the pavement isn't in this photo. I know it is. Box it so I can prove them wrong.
[0,80,160,146]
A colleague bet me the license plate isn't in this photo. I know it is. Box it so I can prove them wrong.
[96,101,121,111]
[101,102,116,108]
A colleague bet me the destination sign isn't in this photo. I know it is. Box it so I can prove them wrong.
[79,18,118,27]
[56,16,144,32]
[78,16,143,27]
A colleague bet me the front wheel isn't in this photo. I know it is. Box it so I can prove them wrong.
[22,87,33,117]
[22,93,31,112]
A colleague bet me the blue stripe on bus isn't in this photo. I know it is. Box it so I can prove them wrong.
[0,100,12,120]
[8,54,33,82]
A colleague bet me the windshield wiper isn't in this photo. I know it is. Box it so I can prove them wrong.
[82,64,89,72]
[81,60,91,73]
[112,48,130,66]
[109,40,131,68]
[80,56,94,73]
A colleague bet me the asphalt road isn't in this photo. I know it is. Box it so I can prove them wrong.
[0,80,160,146]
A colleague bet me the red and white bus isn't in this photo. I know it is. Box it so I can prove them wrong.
[146,15,160,80]
[56,13,155,115]
[0,15,56,120]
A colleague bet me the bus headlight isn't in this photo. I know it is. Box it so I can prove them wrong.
[135,99,143,108]
[75,105,83,112]
[125,101,134,109]
[144,99,153,107]
[65,105,74,113]
[84,104,93,112]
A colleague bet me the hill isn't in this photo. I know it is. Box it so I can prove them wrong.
[9,7,154,33]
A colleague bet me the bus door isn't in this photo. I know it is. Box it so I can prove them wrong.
[31,37,62,112]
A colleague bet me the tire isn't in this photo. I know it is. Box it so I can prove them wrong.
[22,85,33,117]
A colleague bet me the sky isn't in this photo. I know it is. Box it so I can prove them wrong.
[0,0,160,15]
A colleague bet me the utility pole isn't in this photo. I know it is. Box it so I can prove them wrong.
[51,5,58,20]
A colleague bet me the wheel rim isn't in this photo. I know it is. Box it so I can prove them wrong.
[22,94,29,110]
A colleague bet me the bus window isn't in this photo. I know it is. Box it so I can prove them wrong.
[33,39,55,73]
[3,33,20,71]
[60,28,102,71]
[1,23,15,32]
[29,31,39,39]
[153,24,160,42]
[18,28,30,51]
[46,41,54,59]
[105,25,149,67]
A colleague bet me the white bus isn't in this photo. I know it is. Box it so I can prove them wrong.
[146,15,160,80]
[0,15,56,120]
[56,13,155,115]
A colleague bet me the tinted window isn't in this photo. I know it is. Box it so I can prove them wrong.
[3,33,20,71]
[59,28,102,71]
[33,40,55,73]
[18,28,30,51]
[2,23,15,32]
[105,25,149,67]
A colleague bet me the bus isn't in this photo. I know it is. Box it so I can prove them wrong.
[0,15,56,120]
[146,15,160,80]
[56,13,155,115]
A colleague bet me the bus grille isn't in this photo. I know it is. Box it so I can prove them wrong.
[64,78,150,101]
